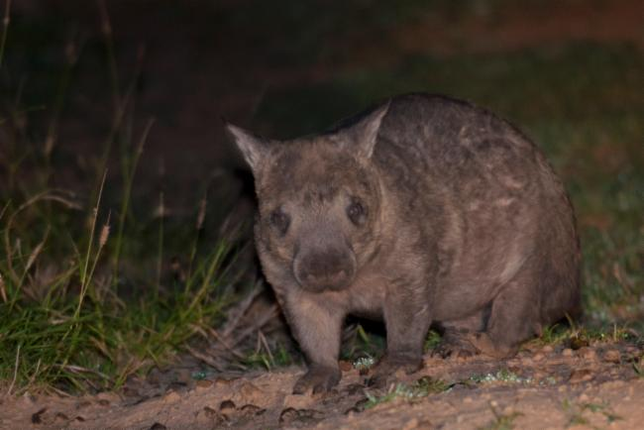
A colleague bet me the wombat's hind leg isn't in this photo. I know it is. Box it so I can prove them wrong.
[472,273,540,359]
[433,311,486,359]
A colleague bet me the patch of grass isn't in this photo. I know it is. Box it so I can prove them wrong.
[0,201,234,392]
[340,322,386,363]
[352,355,376,371]
[243,341,294,370]
[424,329,442,352]
[0,80,239,391]
[470,368,531,385]
[0,8,239,393]
[537,324,578,346]
[364,376,449,409]
[527,322,640,352]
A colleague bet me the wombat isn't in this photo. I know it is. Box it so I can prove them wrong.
[226,93,580,394]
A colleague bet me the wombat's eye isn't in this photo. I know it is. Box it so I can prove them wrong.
[346,199,367,226]
[268,209,290,235]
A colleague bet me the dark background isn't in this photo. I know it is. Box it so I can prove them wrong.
[6,0,643,210]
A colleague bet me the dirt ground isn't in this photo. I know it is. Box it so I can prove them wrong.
[2,340,642,429]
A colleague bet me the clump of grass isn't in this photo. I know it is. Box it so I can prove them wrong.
[353,355,376,371]
[525,321,640,354]
[0,3,238,394]
[243,340,294,370]
[424,329,442,352]
[470,368,532,385]
[340,322,386,364]
[364,376,449,409]
[0,189,234,392]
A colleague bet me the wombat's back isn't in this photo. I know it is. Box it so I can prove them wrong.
[356,93,580,326]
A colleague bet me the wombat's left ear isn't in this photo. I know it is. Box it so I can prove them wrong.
[349,101,390,160]
[224,122,269,173]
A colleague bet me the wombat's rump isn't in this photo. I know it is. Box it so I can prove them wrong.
[226,93,581,394]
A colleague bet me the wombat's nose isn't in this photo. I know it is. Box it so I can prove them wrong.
[294,249,356,292]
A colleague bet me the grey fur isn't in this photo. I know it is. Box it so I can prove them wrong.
[226,93,581,394]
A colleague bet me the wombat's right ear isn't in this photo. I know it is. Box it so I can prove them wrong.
[224,122,269,173]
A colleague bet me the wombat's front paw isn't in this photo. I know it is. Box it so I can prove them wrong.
[292,365,341,395]
[367,354,423,387]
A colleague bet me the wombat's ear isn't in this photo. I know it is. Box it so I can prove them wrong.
[349,101,390,160]
[224,122,269,173]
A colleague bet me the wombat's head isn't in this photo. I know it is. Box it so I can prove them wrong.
[226,104,389,293]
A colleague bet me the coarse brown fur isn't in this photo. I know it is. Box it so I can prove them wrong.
[226,93,581,394]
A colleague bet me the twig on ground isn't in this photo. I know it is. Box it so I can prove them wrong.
[185,346,225,372]
[258,330,274,363]
[206,327,246,360]
[14,358,41,397]
[220,280,264,338]
[4,342,20,397]
[228,304,279,349]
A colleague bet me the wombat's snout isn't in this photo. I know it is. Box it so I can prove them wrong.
[293,247,356,292]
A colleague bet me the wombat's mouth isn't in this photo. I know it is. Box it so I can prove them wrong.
[292,248,357,293]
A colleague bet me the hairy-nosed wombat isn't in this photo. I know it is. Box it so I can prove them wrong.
[226,93,581,394]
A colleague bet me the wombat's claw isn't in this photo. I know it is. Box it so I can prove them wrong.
[292,366,341,395]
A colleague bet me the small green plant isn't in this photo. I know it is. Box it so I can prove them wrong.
[243,341,294,370]
[340,323,386,363]
[536,324,575,346]
[470,368,532,385]
[352,355,376,371]
[424,329,442,352]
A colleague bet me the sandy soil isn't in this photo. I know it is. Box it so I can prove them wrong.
[2,340,642,429]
